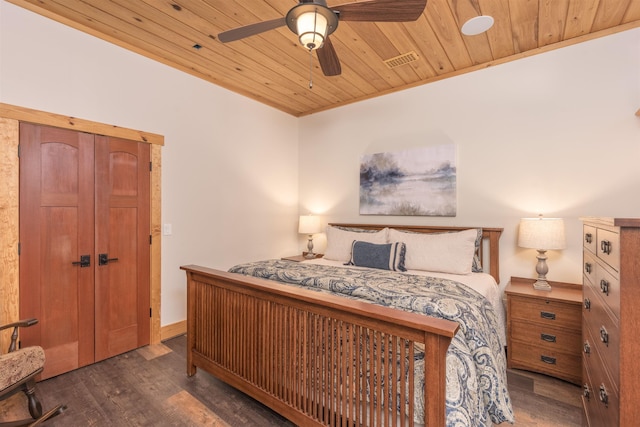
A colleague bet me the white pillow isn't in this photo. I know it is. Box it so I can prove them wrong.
[388,228,477,274]
[324,226,389,262]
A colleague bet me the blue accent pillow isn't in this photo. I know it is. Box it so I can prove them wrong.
[346,241,406,272]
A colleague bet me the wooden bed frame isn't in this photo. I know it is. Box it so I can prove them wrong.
[181,224,502,427]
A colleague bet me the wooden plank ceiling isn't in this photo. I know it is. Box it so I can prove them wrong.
[8,0,640,117]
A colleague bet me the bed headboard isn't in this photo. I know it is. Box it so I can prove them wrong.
[329,223,503,284]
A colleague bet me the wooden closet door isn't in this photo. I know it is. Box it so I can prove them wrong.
[94,136,150,361]
[19,123,96,379]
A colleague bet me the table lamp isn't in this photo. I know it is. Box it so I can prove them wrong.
[298,215,321,259]
[518,216,566,290]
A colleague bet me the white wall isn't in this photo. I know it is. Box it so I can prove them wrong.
[0,2,300,326]
[299,28,640,288]
[2,0,639,326]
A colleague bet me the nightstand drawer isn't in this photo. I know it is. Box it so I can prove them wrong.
[509,295,581,330]
[510,341,581,384]
[510,320,580,353]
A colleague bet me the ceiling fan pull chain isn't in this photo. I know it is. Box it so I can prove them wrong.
[308,48,314,89]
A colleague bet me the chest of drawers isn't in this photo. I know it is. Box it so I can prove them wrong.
[581,217,640,427]
[505,276,582,385]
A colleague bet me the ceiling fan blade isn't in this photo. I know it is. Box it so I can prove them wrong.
[317,37,341,76]
[333,0,427,22]
[218,17,287,43]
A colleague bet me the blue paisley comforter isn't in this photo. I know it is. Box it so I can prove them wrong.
[228,260,514,426]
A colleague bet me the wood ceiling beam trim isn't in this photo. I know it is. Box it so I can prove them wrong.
[0,103,164,145]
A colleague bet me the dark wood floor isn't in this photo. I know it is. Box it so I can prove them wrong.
[1,335,582,426]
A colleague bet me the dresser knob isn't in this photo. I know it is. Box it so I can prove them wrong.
[600,279,609,296]
[585,233,593,244]
[585,263,592,274]
[583,384,591,399]
[583,341,591,354]
[584,298,591,310]
[599,384,609,405]
[600,326,609,346]
[601,240,612,255]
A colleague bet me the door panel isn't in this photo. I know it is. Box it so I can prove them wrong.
[20,124,150,377]
[19,123,95,379]
[94,136,150,361]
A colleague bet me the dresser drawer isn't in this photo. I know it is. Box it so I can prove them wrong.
[582,328,619,426]
[583,285,619,382]
[510,341,581,384]
[510,319,580,354]
[583,224,597,254]
[597,228,620,272]
[582,356,604,427]
[594,261,620,319]
[583,251,597,287]
[509,295,581,330]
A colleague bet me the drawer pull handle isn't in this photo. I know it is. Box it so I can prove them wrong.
[599,384,608,405]
[584,298,591,310]
[585,233,593,244]
[541,333,556,343]
[583,384,591,400]
[601,240,612,255]
[600,326,609,346]
[541,355,556,365]
[540,311,556,320]
[584,341,591,354]
[600,279,609,296]
[584,263,592,274]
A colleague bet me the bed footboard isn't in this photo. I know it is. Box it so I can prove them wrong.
[182,265,459,427]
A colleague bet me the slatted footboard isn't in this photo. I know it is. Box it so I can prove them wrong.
[182,265,459,427]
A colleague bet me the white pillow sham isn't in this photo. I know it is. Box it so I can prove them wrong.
[388,228,477,274]
[323,226,389,262]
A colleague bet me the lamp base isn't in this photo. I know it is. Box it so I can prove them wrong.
[533,279,552,291]
[304,252,317,259]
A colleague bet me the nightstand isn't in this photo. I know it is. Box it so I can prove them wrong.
[505,276,582,385]
[281,253,323,262]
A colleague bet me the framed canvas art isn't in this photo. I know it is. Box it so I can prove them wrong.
[359,144,456,216]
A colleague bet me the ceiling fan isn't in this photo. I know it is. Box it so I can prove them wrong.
[218,0,428,77]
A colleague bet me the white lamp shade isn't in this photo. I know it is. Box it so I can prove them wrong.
[518,217,566,250]
[297,11,327,50]
[298,215,321,234]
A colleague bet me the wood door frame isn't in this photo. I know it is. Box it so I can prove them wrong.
[0,102,163,351]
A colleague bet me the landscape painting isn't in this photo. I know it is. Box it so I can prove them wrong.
[359,144,457,216]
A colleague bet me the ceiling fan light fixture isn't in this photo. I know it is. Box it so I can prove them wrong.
[286,1,338,51]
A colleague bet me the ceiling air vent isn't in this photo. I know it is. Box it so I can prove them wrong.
[383,51,419,69]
